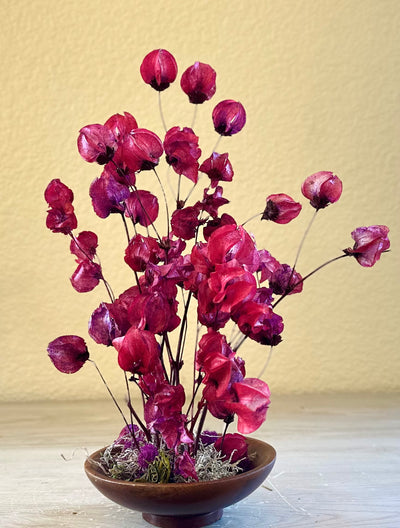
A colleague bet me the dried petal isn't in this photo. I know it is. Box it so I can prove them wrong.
[47,335,89,374]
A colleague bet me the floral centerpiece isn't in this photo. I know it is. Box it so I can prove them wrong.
[45,49,390,488]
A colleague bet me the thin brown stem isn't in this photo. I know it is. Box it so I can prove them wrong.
[194,403,208,454]
[158,91,168,132]
[89,360,132,434]
[153,167,170,238]
[273,253,350,309]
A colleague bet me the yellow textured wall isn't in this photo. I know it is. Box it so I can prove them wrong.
[1,0,399,402]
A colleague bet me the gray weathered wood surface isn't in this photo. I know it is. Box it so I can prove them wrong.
[1,394,399,527]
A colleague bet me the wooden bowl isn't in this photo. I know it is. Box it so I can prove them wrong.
[84,437,276,528]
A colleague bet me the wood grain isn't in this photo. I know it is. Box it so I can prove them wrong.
[1,394,399,527]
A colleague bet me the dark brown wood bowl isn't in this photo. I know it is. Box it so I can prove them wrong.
[84,437,276,528]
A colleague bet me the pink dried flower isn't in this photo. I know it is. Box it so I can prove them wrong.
[47,335,89,374]
[235,301,283,346]
[44,179,77,235]
[70,231,98,261]
[137,444,159,470]
[113,327,160,375]
[70,260,102,293]
[89,170,130,218]
[164,127,201,183]
[214,433,248,463]
[199,152,233,188]
[207,224,260,273]
[77,124,116,164]
[124,234,160,272]
[88,302,122,346]
[120,128,163,172]
[174,452,198,480]
[262,194,302,224]
[104,112,138,143]
[140,49,178,91]
[44,178,74,206]
[125,190,159,227]
[180,62,216,104]
[301,171,343,209]
[269,264,303,296]
[227,378,271,434]
[344,225,390,267]
[212,100,246,136]
[171,205,201,240]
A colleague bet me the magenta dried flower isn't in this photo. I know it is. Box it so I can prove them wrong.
[164,127,201,183]
[262,193,302,224]
[120,128,163,172]
[212,100,246,136]
[214,433,248,463]
[104,112,138,143]
[344,225,390,267]
[180,62,216,104]
[199,152,233,188]
[47,335,89,374]
[89,170,130,219]
[301,171,343,209]
[88,302,122,346]
[174,452,198,481]
[137,444,159,470]
[124,190,159,227]
[140,49,178,91]
[44,178,74,206]
[198,186,229,218]
[269,264,303,296]
[70,231,98,261]
[77,124,117,165]
[45,50,391,486]
[70,260,102,293]
[113,327,160,375]
[171,206,201,240]
[44,179,77,235]
[124,234,160,272]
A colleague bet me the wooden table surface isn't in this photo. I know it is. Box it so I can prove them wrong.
[1,393,399,528]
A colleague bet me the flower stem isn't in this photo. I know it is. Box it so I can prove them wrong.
[194,403,208,454]
[177,174,182,205]
[120,211,131,243]
[292,209,318,271]
[176,290,193,382]
[153,168,170,238]
[241,212,262,227]
[257,346,273,378]
[212,135,222,153]
[273,253,350,309]
[89,359,132,434]
[158,91,168,132]
[123,372,140,450]
[191,104,198,129]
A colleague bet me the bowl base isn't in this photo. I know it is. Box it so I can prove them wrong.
[142,509,223,528]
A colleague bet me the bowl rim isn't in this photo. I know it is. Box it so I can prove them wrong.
[84,436,276,489]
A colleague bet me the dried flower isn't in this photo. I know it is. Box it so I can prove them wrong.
[212,100,246,136]
[45,49,390,484]
[180,62,216,104]
[47,335,89,374]
[301,171,343,209]
[344,225,390,267]
[262,193,302,224]
[140,49,178,91]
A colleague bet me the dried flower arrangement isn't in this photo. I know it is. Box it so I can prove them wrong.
[45,49,390,483]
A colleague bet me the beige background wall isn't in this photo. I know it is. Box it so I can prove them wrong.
[1,0,399,402]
